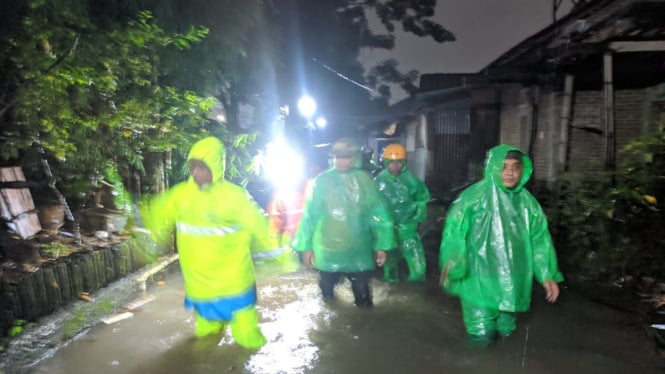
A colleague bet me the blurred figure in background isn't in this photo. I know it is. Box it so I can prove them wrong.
[266,160,322,252]
[360,145,382,178]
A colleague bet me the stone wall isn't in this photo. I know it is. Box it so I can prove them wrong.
[0,238,163,336]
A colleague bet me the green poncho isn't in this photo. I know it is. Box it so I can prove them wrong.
[439,144,564,312]
[293,164,396,272]
[374,161,430,240]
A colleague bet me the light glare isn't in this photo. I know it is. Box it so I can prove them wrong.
[297,95,317,119]
[315,117,327,128]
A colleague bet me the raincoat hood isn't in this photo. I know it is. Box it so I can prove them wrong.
[186,137,226,183]
[484,144,533,193]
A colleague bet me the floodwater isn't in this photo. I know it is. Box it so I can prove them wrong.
[28,268,663,374]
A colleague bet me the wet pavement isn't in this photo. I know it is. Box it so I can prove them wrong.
[19,267,665,374]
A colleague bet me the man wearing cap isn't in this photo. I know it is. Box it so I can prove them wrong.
[439,144,563,347]
[293,137,396,307]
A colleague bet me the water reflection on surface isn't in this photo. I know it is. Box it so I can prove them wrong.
[30,269,663,374]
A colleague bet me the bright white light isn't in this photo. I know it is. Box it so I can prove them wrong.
[297,95,317,119]
[315,117,327,128]
[264,139,304,189]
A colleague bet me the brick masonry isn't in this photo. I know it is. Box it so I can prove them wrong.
[498,83,665,183]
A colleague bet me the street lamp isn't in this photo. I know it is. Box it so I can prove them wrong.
[315,116,327,129]
[297,95,317,120]
[297,95,321,162]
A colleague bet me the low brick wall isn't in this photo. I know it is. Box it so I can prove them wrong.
[0,236,166,336]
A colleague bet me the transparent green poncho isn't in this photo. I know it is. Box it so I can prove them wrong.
[439,144,564,312]
[293,163,396,272]
[374,161,430,240]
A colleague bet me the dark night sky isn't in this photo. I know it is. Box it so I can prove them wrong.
[360,0,575,102]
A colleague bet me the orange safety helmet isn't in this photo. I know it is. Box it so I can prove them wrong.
[382,143,406,161]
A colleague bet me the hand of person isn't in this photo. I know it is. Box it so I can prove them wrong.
[375,250,387,267]
[302,250,314,269]
[439,267,448,287]
[543,280,560,303]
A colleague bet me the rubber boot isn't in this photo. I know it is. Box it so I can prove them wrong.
[230,306,266,350]
[403,237,426,282]
[496,311,517,340]
[383,252,399,283]
[194,312,226,338]
[465,333,494,348]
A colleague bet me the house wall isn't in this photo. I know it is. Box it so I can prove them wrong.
[498,84,559,182]
[567,90,606,175]
[568,88,663,173]
[498,82,665,185]
[615,87,664,153]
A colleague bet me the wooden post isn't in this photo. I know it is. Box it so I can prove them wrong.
[603,52,615,171]
[559,74,574,173]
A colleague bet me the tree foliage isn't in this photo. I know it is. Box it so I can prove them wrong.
[548,129,665,282]
[271,0,454,140]
[0,2,224,199]
[0,0,454,202]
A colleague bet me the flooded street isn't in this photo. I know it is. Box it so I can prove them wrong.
[28,267,662,374]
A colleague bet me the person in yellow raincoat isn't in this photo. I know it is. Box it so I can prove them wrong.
[439,144,564,347]
[142,136,284,349]
[293,137,396,307]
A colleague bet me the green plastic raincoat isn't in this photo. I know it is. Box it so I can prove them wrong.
[143,137,276,300]
[293,162,396,272]
[375,160,430,281]
[439,144,563,313]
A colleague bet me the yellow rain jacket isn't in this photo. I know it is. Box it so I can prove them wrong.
[142,137,274,312]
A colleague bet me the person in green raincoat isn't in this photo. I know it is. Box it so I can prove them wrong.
[142,136,286,350]
[374,143,430,283]
[293,137,397,307]
[439,144,563,347]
